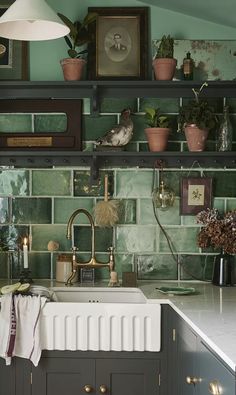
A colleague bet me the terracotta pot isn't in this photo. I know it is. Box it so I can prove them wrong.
[152,58,177,81]
[145,127,170,151]
[184,124,209,152]
[60,58,86,81]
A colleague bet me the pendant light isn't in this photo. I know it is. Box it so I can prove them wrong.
[152,161,175,211]
[0,0,70,41]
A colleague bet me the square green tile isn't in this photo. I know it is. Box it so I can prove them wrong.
[117,199,136,224]
[136,254,177,280]
[0,114,32,133]
[0,197,9,224]
[164,171,200,197]
[100,98,137,113]
[159,227,199,253]
[115,254,134,276]
[83,114,117,141]
[139,98,180,113]
[12,198,51,224]
[74,170,114,197]
[74,226,113,252]
[0,225,29,251]
[116,226,158,253]
[31,225,71,251]
[227,199,236,211]
[205,171,236,197]
[0,170,29,196]
[180,254,214,281]
[139,198,180,225]
[54,198,94,224]
[32,170,71,196]
[34,114,67,133]
[116,170,153,198]
[29,253,51,279]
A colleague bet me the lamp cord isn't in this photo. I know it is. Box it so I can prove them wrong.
[152,167,211,282]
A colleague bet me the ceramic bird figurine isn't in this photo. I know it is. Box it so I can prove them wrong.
[96,108,134,147]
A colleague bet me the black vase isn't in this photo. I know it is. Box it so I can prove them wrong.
[212,251,235,286]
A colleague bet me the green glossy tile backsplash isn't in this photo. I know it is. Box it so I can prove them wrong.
[0,96,236,282]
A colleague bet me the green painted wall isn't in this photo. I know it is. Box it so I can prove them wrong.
[30,0,236,80]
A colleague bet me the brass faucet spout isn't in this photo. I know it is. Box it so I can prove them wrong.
[65,208,115,286]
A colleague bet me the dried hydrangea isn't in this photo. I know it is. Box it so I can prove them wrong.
[197,209,236,254]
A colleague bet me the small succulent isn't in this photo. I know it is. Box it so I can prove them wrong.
[155,35,174,59]
[58,12,97,58]
[178,82,218,131]
[145,107,170,128]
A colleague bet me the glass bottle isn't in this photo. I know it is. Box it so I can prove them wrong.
[182,51,194,80]
[217,106,232,151]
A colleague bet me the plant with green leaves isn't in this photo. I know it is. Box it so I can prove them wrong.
[178,82,218,131]
[145,107,170,128]
[58,12,97,58]
[155,35,174,59]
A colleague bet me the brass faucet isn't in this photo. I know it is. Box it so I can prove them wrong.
[65,208,115,285]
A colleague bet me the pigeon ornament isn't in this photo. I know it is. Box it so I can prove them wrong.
[96,108,133,147]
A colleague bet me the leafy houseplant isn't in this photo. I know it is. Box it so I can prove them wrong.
[58,12,97,80]
[152,35,177,80]
[144,107,171,151]
[178,82,218,151]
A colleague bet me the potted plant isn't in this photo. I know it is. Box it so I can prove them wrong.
[178,82,218,151]
[152,35,177,81]
[144,107,171,151]
[58,12,97,81]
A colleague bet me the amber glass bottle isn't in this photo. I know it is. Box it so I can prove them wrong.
[182,51,194,80]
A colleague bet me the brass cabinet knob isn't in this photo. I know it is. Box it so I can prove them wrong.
[83,385,93,393]
[99,384,108,393]
[209,380,222,395]
[186,376,201,385]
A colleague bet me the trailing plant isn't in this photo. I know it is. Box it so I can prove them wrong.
[178,82,218,131]
[155,35,174,59]
[145,107,170,128]
[58,12,97,58]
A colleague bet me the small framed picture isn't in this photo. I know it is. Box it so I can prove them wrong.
[180,177,213,215]
[87,7,149,80]
[0,1,28,80]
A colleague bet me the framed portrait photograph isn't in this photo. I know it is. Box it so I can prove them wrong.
[87,7,149,80]
[180,177,213,215]
[0,1,28,80]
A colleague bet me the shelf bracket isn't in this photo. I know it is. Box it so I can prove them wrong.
[90,154,99,182]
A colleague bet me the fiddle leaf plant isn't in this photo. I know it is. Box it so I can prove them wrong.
[178,82,218,131]
[58,12,97,58]
[145,107,170,128]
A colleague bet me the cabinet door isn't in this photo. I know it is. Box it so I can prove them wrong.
[0,357,15,395]
[31,357,95,395]
[170,310,198,395]
[96,358,160,395]
[198,342,235,395]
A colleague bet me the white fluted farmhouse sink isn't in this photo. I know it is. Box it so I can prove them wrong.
[40,287,161,353]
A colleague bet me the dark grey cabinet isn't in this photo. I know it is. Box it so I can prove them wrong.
[31,352,161,395]
[0,357,16,395]
[167,306,236,395]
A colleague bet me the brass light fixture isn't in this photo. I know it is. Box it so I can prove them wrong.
[152,162,175,211]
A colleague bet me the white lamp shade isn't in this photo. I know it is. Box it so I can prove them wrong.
[0,0,70,41]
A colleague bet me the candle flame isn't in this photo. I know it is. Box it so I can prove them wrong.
[23,237,27,246]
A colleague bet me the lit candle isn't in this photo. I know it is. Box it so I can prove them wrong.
[23,237,28,269]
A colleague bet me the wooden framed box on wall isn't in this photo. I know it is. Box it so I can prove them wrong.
[0,99,82,150]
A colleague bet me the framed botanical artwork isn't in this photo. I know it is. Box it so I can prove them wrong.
[0,1,28,80]
[180,177,213,215]
[87,7,149,80]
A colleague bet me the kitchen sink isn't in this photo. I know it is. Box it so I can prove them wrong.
[50,287,147,303]
[40,287,161,353]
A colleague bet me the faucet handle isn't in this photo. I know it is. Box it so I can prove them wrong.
[71,246,79,253]
[108,246,115,253]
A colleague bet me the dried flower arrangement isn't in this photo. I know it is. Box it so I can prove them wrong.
[196,208,236,254]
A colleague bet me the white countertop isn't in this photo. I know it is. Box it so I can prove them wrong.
[1,279,236,371]
[140,281,236,372]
